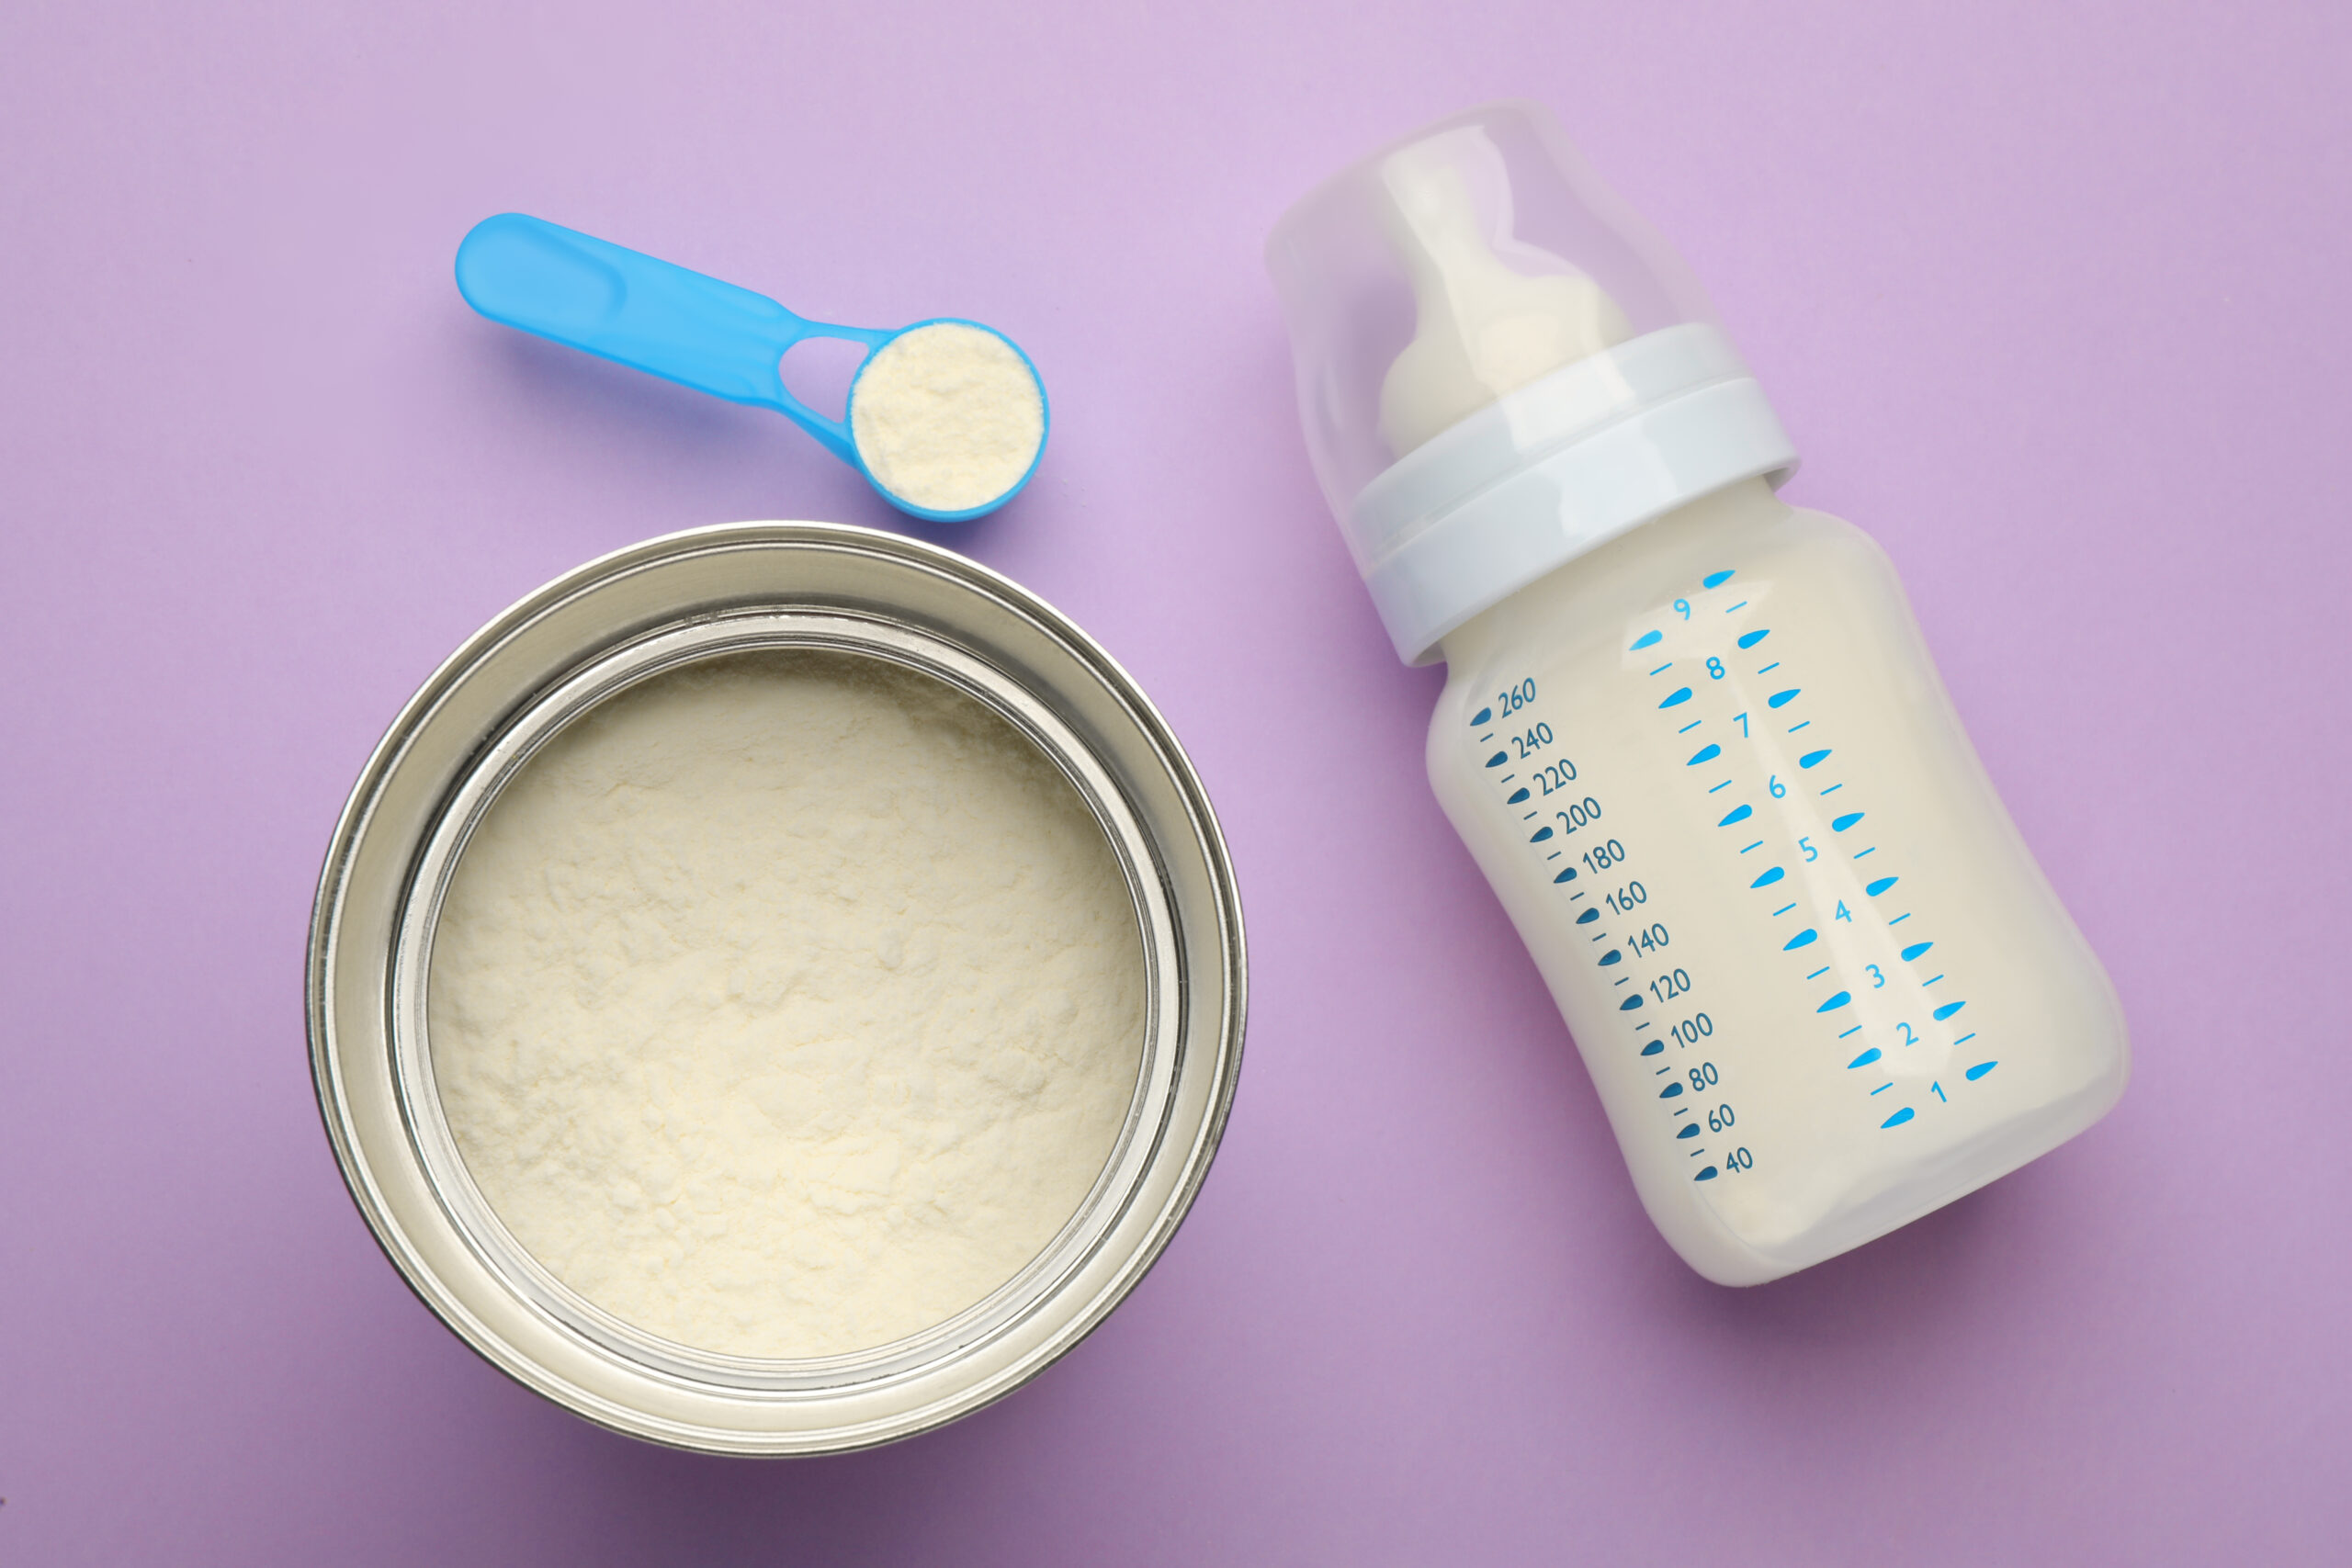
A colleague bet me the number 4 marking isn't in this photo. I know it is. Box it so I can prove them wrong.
[1835,901,1852,922]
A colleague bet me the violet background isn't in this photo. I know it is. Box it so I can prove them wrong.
[3,1,2346,1562]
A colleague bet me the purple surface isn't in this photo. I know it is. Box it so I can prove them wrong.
[3,1,2346,1561]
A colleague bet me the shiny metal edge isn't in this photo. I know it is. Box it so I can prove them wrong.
[305,520,1247,1454]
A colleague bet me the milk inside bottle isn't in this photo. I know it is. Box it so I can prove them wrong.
[1265,101,2127,1284]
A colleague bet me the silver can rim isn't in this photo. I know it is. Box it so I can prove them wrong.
[306,520,1247,1454]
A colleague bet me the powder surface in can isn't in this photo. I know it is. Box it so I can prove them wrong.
[426,649,1146,1359]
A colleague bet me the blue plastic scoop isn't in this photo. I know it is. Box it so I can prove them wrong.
[454,213,1048,521]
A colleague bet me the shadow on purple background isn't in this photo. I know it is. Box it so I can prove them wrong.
[1,1,2345,1562]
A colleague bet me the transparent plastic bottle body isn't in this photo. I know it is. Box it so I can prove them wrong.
[1428,480,2129,1283]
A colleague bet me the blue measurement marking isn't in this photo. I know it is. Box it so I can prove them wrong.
[1817,991,1851,1012]
[1659,1083,1684,1099]
[1634,1020,1648,1030]
[1695,1166,1719,1180]
[1852,846,1877,859]
[1554,868,1577,883]
[1659,687,1693,709]
[1724,601,1749,612]
[1702,570,1736,588]
[1576,908,1600,924]
[1865,876,1897,897]
[1806,965,1831,979]
[1620,996,1643,1010]
[1831,812,1863,831]
[1486,750,1508,767]
[1687,742,1722,764]
[1643,1041,1665,1056]
[1501,773,1517,783]
[1599,951,1623,967]
[1889,912,1912,925]
[1757,661,1781,674]
[1798,749,1830,769]
[1752,866,1786,887]
[1933,1000,1967,1021]
[1953,1032,1976,1046]
[1819,783,1843,795]
[1901,942,1933,961]
[1849,1047,1882,1068]
[1708,779,1731,794]
[1678,719,1702,733]
[1630,630,1662,651]
[1871,1082,1892,1095]
[1882,1107,1916,1128]
[1719,804,1753,826]
[1784,929,1818,950]
[1546,850,1561,860]
[1649,662,1674,676]
[1965,1061,1997,1080]
[1740,840,1763,854]
[1471,706,1493,726]
[1677,1121,1698,1135]
[1838,1025,1861,1039]
[1737,628,1770,649]
[1924,973,1945,986]
[1771,902,1797,916]
[1786,720,1812,732]
[1507,787,1530,804]
[1522,811,1538,821]
[1768,689,1800,708]
[1531,826,1555,842]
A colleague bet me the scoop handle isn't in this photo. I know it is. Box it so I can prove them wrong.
[454,213,884,465]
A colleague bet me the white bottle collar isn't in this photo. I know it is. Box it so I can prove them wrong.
[1345,323,1799,665]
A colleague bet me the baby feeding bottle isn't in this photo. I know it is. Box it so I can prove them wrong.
[1266,101,2127,1284]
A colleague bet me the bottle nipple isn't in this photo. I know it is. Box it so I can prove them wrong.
[1376,142,1633,457]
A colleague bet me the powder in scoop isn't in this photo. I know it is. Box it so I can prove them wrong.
[850,321,1046,513]
[427,650,1144,1359]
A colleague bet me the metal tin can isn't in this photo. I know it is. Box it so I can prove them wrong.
[307,522,1246,1454]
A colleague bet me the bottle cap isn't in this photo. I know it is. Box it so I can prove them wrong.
[1266,102,1798,664]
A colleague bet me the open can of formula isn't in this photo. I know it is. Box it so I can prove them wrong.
[308,522,1246,1454]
